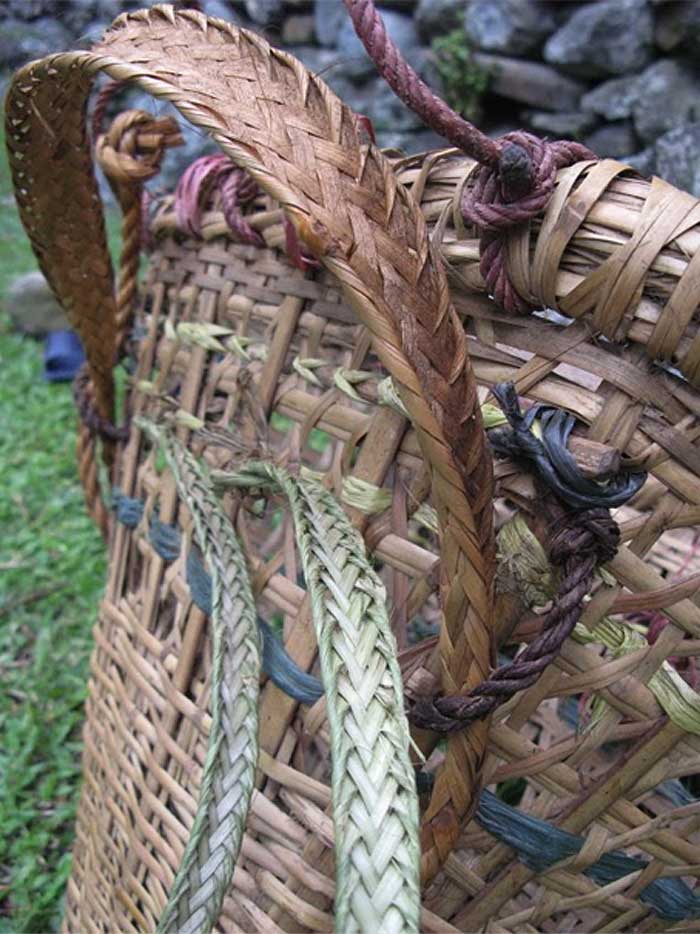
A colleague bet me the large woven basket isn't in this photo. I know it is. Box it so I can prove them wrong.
[7,5,700,932]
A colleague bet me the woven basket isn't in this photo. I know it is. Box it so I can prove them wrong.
[6,6,700,932]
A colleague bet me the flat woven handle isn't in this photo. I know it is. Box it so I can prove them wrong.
[5,3,496,881]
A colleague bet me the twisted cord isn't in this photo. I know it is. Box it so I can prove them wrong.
[137,420,261,934]
[344,0,595,312]
[96,108,183,346]
[175,154,263,245]
[412,500,618,731]
[74,107,182,506]
[411,383,626,733]
[73,365,129,443]
[91,78,126,142]
[488,383,646,510]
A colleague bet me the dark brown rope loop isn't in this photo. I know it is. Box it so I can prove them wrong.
[410,502,619,733]
[73,364,130,444]
[91,79,127,143]
[344,0,596,313]
[409,383,624,734]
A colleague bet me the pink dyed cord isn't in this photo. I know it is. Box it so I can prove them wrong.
[175,154,263,246]
[344,0,596,314]
[175,155,323,270]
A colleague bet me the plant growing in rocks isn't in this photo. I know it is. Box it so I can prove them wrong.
[431,29,491,123]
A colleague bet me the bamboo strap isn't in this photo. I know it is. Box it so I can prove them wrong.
[5,3,496,877]
[137,420,261,934]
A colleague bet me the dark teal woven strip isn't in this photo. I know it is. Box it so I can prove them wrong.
[112,489,323,706]
[477,790,700,922]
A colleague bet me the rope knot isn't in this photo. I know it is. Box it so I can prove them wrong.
[549,507,620,568]
[174,154,263,245]
[461,132,594,313]
[96,110,182,186]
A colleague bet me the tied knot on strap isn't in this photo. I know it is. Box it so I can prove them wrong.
[344,0,597,314]
[549,507,620,570]
[462,132,594,314]
[96,110,183,187]
[409,383,629,735]
[175,154,263,246]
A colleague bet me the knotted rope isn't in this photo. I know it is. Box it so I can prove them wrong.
[488,383,646,509]
[76,99,182,441]
[73,366,130,444]
[173,153,324,271]
[344,0,595,313]
[411,383,626,733]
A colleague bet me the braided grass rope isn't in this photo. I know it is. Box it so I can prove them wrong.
[136,419,261,934]
[214,462,420,934]
[5,3,495,877]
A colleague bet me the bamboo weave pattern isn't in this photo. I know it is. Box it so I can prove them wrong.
[6,4,700,932]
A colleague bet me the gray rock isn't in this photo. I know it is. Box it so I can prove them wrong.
[525,109,597,140]
[203,0,241,24]
[0,16,72,66]
[377,127,450,153]
[655,0,700,55]
[244,0,282,27]
[544,0,653,78]
[655,123,700,195]
[56,0,102,36]
[585,121,638,159]
[282,14,315,45]
[292,45,348,89]
[360,77,425,132]
[1,0,57,21]
[6,271,69,336]
[336,10,421,84]
[314,0,346,47]
[415,0,466,41]
[624,147,655,178]
[465,0,557,57]
[583,59,700,145]
[473,53,586,111]
[75,18,112,48]
[581,74,640,121]
[632,59,700,144]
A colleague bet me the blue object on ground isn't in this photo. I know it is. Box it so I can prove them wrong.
[43,329,85,382]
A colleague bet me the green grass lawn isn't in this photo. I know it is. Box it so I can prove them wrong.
[0,122,108,932]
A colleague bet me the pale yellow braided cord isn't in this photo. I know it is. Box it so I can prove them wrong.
[214,462,420,934]
[137,419,261,934]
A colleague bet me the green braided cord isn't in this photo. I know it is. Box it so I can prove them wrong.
[136,419,261,934]
[214,463,420,934]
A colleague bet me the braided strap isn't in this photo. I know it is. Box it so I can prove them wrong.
[215,463,420,933]
[4,4,495,880]
[136,420,261,934]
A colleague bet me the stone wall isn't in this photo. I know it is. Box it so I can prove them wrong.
[3,0,700,193]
